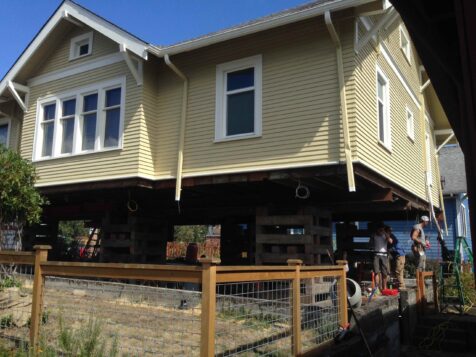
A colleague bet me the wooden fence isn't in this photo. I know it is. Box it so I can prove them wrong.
[0,245,347,356]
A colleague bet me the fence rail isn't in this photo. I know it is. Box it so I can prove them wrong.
[0,246,347,356]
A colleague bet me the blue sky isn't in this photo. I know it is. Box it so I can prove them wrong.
[0,0,309,79]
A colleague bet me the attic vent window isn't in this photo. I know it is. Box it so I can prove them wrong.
[69,32,93,60]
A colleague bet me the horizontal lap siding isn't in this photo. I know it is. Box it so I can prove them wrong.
[35,29,118,76]
[155,18,346,178]
[355,16,440,204]
[139,60,159,178]
[22,61,142,185]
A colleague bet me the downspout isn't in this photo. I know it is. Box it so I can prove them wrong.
[325,11,356,192]
[435,153,449,235]
[164,54,188,202]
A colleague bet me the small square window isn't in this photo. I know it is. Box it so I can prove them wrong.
[69,32,93,60]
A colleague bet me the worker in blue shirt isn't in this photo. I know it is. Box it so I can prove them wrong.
[385,226,406,290]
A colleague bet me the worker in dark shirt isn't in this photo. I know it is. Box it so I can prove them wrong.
[385,226,406,290]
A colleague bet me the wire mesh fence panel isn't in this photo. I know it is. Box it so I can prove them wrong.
[215,280,293,356]
[41,277,201,356]
[0,264,34,347]
[300,276,341,353]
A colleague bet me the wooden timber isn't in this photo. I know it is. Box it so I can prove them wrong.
[255,206,333,265]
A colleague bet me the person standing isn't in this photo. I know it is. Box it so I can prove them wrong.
[385,226,406,290]
[372,223,393,291]
[411,216,430,271]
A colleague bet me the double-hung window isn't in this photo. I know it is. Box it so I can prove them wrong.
[60,98,76,154]
[399,26,411,63]
[0,117,11,148]
[34,77,125,161]
[81,93,98,151]
[215,55,262,141]
[376,67,391,149]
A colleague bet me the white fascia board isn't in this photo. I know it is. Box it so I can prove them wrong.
[151,0,374,56]
[0,1,148,97]
[63,2,148,60]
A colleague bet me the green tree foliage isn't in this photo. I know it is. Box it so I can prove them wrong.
[58,221,89,243]
[174,225,208,243]
[0,145,46,247]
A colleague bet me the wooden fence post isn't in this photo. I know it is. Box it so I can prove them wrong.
[416,271,425,315]
[199,257,220,357]
[287,259,302,356]
[30,245,51,351]
[336,260,348,327]
[432,272,439,312]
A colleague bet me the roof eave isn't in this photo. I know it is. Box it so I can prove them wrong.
[151,0,373,57]
[0,0,149,97]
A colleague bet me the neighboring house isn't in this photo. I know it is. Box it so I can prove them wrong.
[0,0,454,264]
[386,144,472,260]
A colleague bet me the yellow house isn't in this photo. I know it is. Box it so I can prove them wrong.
[0,0,453,264]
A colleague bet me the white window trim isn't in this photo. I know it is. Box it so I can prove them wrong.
[406,106,415,141]
[69,32,93,61]
[215,55,262,142]
[33,76,126,162]
[399,25,411,64]
[376,66,391,151]
[0,117,11,148]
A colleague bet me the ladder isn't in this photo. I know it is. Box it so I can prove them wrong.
[438,261,465,314]
[454,236,473,269]
[438,237,473,314]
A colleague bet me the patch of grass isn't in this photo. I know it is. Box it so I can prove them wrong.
[0,316,13,329]
[219,306,276,330]
[0,276,22,290]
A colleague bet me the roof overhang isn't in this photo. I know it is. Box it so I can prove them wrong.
[150,0,375,57]
[0,0,149,98]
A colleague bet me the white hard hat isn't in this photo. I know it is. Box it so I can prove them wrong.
[421,215,430,222]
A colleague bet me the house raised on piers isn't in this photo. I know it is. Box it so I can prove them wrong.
[0,0,455,264]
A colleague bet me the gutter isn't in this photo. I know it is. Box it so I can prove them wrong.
[325,11,356,192]
[164,54,188,202]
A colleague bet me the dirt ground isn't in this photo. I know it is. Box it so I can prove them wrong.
[0,276,334,356]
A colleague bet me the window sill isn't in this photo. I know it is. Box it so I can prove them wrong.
[407,134,415,143]
[378,140,392,154]
[214,133,261,143]
[33,146,122,163]
[69,53,92,62]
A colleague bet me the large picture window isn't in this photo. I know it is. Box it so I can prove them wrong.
[215,55,262,141]
[376,67,391,149]
[34,77,125,161]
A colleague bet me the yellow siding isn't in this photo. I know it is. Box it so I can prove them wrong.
[139,59,160,178]
[154,18,346,178]
[35,28,118,77]
[354,16,440,205]
[22,61,142,185]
